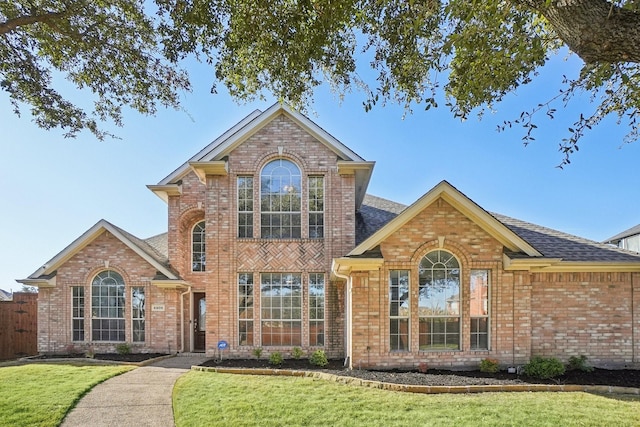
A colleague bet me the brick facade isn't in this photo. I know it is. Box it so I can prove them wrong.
[25,106,640,369]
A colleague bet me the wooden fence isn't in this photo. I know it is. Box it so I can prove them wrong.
[0,292,37,360]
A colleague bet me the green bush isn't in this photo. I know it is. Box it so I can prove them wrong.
[252,348,263,359]
[523,356,566,379]
[568,355,594,372]
[115,343,131,355]
[479,358,500,373]
[291,347,304,359]
[309,350,328,367]
[269,352,284,366]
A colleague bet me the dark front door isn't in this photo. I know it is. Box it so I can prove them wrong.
[194,293,206,352]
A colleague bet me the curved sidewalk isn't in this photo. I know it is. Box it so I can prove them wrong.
[61,355,208,427]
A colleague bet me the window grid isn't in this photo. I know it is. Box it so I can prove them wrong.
[238,273,254,346]
[238,176,254,238]
[132,287,145,343]
[389,270,410,351]
[260,159,302,239]
[470,270,490,350]
[72,286,84,342]
[309,273,325,346]
[192,221,206,272]
[91,270,125,342]
[260,273,302,346]
[418,250,461,351]
[308,176,324,239]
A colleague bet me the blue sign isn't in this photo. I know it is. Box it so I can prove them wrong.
[217,340,228,350]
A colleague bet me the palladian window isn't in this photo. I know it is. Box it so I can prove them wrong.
[418,250,460,350]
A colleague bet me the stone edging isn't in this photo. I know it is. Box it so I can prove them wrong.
[192,366,640,396]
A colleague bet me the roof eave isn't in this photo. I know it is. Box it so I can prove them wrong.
[147,184,182,203]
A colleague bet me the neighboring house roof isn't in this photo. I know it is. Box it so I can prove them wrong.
[148,103,374,209]
[0,289,12,301]
[17,220,183,288]
[604,224,640,244]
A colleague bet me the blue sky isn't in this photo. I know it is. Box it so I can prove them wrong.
[2,50,639,292]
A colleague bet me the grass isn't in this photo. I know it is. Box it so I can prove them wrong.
[174,371,640,427]
[0,363,134,427]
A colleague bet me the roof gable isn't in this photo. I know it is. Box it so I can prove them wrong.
[150,103,374,208]
[21,220,179,282]
[350,180,541,257]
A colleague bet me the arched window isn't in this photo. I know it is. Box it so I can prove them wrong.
[260,159,301,238]
[418,250,460,350]
[192,220,205,272]
[91,270,125,341]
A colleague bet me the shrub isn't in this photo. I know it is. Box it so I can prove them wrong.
[269,352,284,366]
[309,350,328,367]
[116,343,131,355]
[523,356,566,379]
[418,362,429,373]
[252,347,263,359]
[479,358,500,373]
[291,347,304,359]
[568,355,594,372]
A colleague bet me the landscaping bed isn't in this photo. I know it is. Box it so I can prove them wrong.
[200,358,640,388]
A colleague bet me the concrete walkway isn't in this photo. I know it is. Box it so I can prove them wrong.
[61,355,208,427]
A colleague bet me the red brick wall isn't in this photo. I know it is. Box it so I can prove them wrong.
[348,198,639,370]
[169,114,352,358]
[37,231,181,354]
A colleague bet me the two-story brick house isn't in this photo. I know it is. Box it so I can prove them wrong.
[19,104,640,369]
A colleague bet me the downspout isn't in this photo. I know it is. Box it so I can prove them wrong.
[332,263,352,369]
[180,286,192,353]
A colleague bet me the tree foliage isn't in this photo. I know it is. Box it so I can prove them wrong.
[3,0,640,164]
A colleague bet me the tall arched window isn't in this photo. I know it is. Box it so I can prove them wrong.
[91,270,125,341]
[192,220,206,272]
[418,250,460,350]
[260,159,301,238]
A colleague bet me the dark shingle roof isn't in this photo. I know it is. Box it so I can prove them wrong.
[356,195,407,245]
[492,214,640,262]
[356,194,640,263]
[604,224,640,244]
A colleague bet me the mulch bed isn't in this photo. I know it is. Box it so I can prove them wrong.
[201,358,640,388]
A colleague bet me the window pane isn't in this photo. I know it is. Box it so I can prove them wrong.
[260,273,302,346]
[260,159,302,239]
[192,221,206,271]
[389,270,410,351]
[91,270,125,342]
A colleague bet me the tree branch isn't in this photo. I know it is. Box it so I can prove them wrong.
[0,11,65,35]
[516,0,640,63]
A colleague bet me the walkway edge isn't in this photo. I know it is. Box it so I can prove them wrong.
[191,366,640,396]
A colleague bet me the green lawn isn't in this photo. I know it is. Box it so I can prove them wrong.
[0,363,133,427]
[173,371,640,427]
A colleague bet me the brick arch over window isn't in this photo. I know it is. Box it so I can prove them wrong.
[177,208,205,274]
[411,239,471,268]
[253,150,309,174]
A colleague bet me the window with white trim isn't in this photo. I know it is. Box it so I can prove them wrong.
[238,176,254,238]
[308,176,324,238]
[91,270,125,342]
[389,270,409,351]
[309,273,325,346]
[418,250,460,350]
[238,273,254,346]
[470,270,490,350]
[260,273,302,346]
[132,287,145,343]
[192,220,205,272]
[72,286,84,342]
[260,159,301,239]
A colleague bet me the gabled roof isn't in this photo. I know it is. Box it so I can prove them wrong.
[149,103,374,208]
[351,180,541,257]
[18,220,181,287]
[604,224,640,244]
[346,181,640,273]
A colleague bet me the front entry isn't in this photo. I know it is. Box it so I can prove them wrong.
[194,293,206,352]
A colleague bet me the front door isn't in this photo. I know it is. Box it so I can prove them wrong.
[194,293,206,352]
